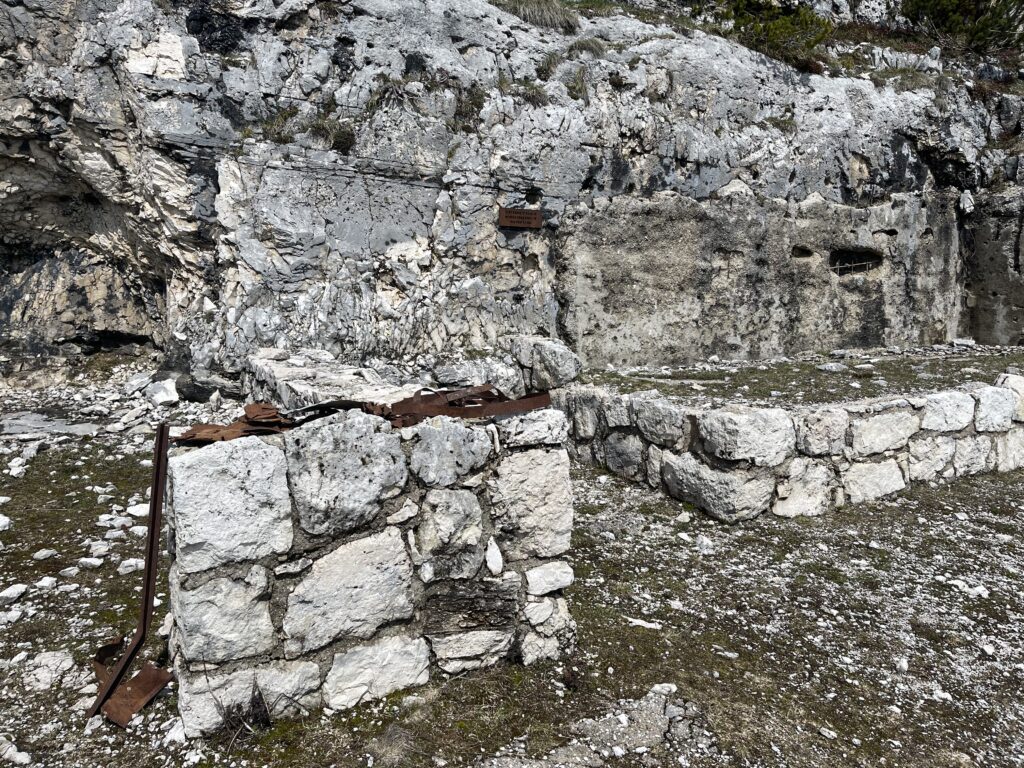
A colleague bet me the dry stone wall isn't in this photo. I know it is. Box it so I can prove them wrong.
[555,373,1024,522]
[167,397,575,736]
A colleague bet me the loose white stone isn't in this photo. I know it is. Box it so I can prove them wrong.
[168,436,293,574]
[283,527,414,655]
[116,558,145,575]
[323,634,430,709]
[485,537,503,575]
[31,549,57,561]
[145,379,179,407]
[0,514,9,532]
[525,561,574,595]
[0,584,28,605]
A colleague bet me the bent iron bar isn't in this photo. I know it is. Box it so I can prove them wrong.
[86,423,174,727]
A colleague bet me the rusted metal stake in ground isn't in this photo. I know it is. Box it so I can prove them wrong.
[86,423,173,727]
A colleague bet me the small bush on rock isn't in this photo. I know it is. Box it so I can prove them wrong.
[306,115,356,154]
[902,0,1024,54]
[261,105,299,144]
[729,0,833,72]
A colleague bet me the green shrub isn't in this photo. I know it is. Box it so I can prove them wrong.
[453,84,487,133]
[902,0,1024,54]
[261,105,299,143]
[728,0,833,71]
[568,36,607,57]
[490,0,580,32]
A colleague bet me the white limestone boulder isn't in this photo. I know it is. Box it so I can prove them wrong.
[995,373,1024,421]
[604,431,645,481]
[510,336,583,390]
[697,406,795,467]
[842,459,906,504]
[953,434,994,475]
[171,565,276,664]
[495,409,569,447]
[772,458,834,518]
[428,629,514,674]
[661,451,775,522]
[907,435,956,481]
[630,397,693,449]
[966,385,1016,432]
[996,428,1024,472]
[850,410,920,456]
[168,437,293,574]
[795,407,849,456]
[919,391,975,432]
[285,411,407,536]
[417,489,484,580]
[323,634,430,710]
[283,527,414,656]
[410,417,492,487]
[489,448,572,559]
[177,660,321,737]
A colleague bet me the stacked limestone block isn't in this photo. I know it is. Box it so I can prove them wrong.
[167,407,575,736]
[555,373,1024,522]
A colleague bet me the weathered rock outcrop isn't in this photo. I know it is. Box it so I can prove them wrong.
[2,0,1020,372]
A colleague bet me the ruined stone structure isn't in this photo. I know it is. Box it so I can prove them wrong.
[167,369,576,735]
[556,373,1024,521]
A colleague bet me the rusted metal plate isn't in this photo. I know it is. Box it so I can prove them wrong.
[101,663,174,728]
[498,207,543,229]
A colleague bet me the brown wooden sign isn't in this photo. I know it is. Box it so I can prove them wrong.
[498,207,543,229]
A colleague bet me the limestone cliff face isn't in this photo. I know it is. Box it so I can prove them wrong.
[1,0,1021,375]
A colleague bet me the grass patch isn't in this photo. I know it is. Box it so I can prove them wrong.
[489,0,580,33]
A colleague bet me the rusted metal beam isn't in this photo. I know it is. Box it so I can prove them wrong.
[86,423,173,727]
[176,385,554,445]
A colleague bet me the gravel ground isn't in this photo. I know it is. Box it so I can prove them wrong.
[1,363,1023,767]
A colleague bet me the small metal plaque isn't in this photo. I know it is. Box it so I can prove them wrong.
[498,207,543,229]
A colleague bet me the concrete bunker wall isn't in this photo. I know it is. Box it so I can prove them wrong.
[555,373,1024,522]
[166,407,576,736]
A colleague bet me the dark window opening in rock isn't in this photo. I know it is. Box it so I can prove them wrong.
[791,245,814,259]
[525,187,543,204]
[828,247,883,276]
